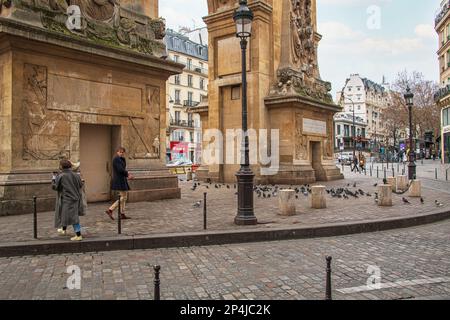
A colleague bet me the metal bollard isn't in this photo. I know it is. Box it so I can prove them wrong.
[397,163,399,173]
[370,167,372,177]
[392,167,395,178]
[33,196,37,239]
[384,168,386,180]
[377,167,379,178]
[325,256,332,300]
[203,193,207,230]
[154,265,161,300]
[447,169,448,181]
[435,168,438,180]
[118,194,122,235]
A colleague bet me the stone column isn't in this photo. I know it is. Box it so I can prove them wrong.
[409,180,421,198]
[278,189,296,216]
[311,186,326,209]
[377,185,393,207]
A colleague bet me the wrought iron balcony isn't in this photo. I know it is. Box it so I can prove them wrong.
[434,84,450,102]
[185,64,207,75]
[183,100,200,107]
[170,120,195,128]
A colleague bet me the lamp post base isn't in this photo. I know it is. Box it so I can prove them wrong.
[408,162,416,180]
[235,166,257,226]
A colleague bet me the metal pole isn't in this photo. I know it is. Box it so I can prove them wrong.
[33,196,37,239]
[435,168,438,180]
[377,167,379,178]
[203,192,207,230]
[153,265,161,300]
[325,256,332,300]
[118,193,122,235]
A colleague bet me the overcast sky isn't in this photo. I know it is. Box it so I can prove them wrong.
[160,0,440,97]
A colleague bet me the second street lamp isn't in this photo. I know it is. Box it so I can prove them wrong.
[404,86,416,180]
[233,0,257,225]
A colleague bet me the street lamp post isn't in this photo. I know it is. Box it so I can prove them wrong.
[404,87,416,180]
[233,0,257,225]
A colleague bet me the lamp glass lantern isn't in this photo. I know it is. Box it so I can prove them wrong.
[233,0,254,39]
[404,87,414,106]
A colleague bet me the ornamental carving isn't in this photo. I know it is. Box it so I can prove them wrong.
[22,64,70,160]
[9,0,167,57]
[295,112,308,160]
[127,86,161,159]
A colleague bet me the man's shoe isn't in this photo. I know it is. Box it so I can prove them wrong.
[70,235,83,241]
[120,214,131,220]
[57,228,67,236]
[105,209,114,220]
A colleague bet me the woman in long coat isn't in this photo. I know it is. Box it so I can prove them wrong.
[52,159,84,241]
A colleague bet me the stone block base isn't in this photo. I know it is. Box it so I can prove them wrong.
[409,180,421,198]
[311,186,327,209]
[278,189,296,216]
[377,185,393,207]
[0,169,180,216]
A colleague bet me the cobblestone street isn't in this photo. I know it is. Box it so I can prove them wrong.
[0,219,449,300]
[0,169,448,243]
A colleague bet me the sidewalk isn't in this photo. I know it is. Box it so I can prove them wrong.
[0,171,449,256]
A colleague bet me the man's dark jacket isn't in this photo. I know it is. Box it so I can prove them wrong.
[111,156,130,191]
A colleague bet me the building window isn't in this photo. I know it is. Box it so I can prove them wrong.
[174,55,179,63]
[200,78,205,90]
[344,125,350,137]
[175,111,181,123]
[362,128,366,138]
[187,58,192,70]
[231,86,241,100]
[174,75,180,85]
[188,92,193,103]
[337,125,341,136]
[444,107,450,127]
[190,132,194,142]
[348,87,352,92]
[174,90,180,104]
[188,75,193,87]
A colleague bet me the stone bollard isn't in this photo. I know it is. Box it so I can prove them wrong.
[311,186,327,209]
[279,189,296,216]
[409,180,421,198]
[387,177,397,192]
[377,185,393,207]
[397,175,408,192]
[186,169,193,181]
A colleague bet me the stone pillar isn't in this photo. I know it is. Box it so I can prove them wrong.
[311,186,326,209]
[397,175,408,192]
[409,180,421,198]
[278,189,296,216]
[387,177,397,192]
[377,185,393,207]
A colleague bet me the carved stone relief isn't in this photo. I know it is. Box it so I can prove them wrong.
[22,63,70,160]
[294,112,308,160]
[127,85,160,159]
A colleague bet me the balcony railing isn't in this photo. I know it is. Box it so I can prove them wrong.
[435,84,450,102]
[436,1,450,26]
[170,120,195,128]
[183,100,200,107]
[185,64,207,75]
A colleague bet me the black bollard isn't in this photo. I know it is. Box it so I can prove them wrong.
[118,194,122,235]
[392,167,395,178]
[447,169,448,181]
[435,168,438,180]
[154,265,161,300]
[325,256,332,300]
[397,163,399,173]
[203,192,207,230]
[33,196,37,239]
[384,168,386,180]
[377,167,379,178]
[370,167,373,177]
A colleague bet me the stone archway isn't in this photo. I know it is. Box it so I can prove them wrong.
[198,0,343,184]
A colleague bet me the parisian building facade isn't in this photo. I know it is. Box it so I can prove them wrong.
[164,29,208,164]
[435,0,450,164]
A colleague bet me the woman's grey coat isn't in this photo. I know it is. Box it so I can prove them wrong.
[52,169,84,228]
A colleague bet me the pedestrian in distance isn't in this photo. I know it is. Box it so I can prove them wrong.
[105,147,134,220]
[52,159,85,241]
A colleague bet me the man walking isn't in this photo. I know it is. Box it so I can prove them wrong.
[105,147,133,220]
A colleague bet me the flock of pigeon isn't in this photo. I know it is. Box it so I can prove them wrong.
[188,180,445,209]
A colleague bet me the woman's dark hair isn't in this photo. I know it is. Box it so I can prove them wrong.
[60,159,72,170]
[117,147,126,152]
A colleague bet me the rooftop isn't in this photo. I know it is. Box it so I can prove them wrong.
[165,29,208,61]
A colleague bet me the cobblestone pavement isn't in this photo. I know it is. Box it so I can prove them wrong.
[0,170,449,243]
[0,220,449,300]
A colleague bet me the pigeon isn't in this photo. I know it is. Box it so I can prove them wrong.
[402,197,411,204]
[193,201,202,208]
[295,195,299,199]
[420,197,424,204]
[373,183,378,187]
[353,182,357,188]
[226,185,230,189]
[435,200,444,207]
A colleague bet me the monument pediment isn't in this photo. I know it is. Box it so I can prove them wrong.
[0,0,167,57]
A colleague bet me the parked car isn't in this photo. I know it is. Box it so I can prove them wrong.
[338,152,354,165]
[166,159,193,167]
